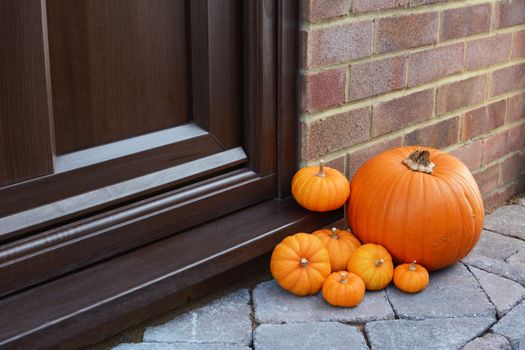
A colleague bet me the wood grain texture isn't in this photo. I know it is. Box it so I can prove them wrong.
[0,0,54,186]
[0,198,341,349]
[191,0,242,149]
[46,0,190,154]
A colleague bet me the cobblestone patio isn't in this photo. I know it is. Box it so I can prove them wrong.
[108,199,525,350]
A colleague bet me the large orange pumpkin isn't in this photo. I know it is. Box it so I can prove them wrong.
[347,147,484,271]
[270,233,331,296]
[291,160,350,212]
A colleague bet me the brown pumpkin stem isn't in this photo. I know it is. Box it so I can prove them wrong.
[403,150,435,174]
[318,159,325,177]
[330,227,339,239]
[300,258,309,267]
[375,258,385,267]
[409,260,417,271]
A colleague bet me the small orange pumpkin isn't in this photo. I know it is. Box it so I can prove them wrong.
[270,233,331,296]
[393,260,430,293]
[322,271,365,307]
[347,147,484,271]
[313,227,361,272]
[291,160,350,212]
[347,243,394,290]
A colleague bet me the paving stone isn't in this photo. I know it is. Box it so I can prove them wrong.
[253,322,368,350]
[143,289,251,345]
[113,343,250,350]
[462,333,511,350]
[365,317,494,350]
[386,263,495,320]
[492,300,525,350]
[463,230,525,286]
[484,205,525,240]
[469,266,525,317]
[253,280,394,324]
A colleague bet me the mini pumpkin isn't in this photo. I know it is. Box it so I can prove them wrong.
[291,160,350,212]
[322,271,365,307]
[270,233,331,296]
[313,227,361,272]
[347,147,484,271]
[393,260,429,293]
[347,243,393,290]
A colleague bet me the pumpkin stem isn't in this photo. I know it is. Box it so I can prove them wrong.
[318,159,325,177]
[409,260,417,271]
[403,150,435,174]
[340,272,348,284]
[330,227,339,239]
[375,258,385,267]
[300,258,309,267]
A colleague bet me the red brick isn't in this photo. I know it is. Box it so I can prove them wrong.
[494,0,525,29]
[347,137,403,178]
[371,89,434,137]
[436,75,487,115]
[450,140,483,170]
[374,13,438,54]
[300,107,370,160]
[482,124,525,164]
[440,4,492,41]
[508,93,525,122]
[407,43,464,87]
[301,0,351,23]
[461,100,506,141]
[301,21,373,68]
[511,30,525,59]
[326,156,346,175]
[502,151,525,183]
[348,56,407,101]
[484,179,525,211]
[352,0,407,13]
[301,68,346,114]
[405,116,459,149]
[488,63,525,97]
[466,34,512,71]
[474,164,501,195]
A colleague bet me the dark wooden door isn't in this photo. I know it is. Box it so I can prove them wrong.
[0,0,278,296]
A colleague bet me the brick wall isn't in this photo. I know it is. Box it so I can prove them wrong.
[300,0,525,210]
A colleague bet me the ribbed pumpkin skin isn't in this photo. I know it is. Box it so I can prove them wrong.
[292,164,350,212]
[393,262,430,293]
[347,146,484,271]
[347,243,394,290]
[270,233,331,296]
[322,271,365,307]
[313,228,361,272]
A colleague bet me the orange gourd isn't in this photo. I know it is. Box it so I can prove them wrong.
[393,260,430,293]
[347,147,484,271]
[292,160,350,212]
[270,233,331,296]
[347,243,393,290]
[313,227,361,271]
[322,271,365,307]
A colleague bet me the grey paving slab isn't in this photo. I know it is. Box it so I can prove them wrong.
[386,263,495,320]
[484,205,525,240]
[469,266,525,318]
[253,322,368,350]
[253,280,394,324]
[463,230,525,285]
[142,289,251,345]
[462,333,511,350]
[365,317,495,350]
[113,343,250,350]
[492,300,525,350]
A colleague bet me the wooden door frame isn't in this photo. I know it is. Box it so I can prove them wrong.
[0,1,343,348]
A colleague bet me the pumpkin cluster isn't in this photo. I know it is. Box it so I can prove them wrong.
[275,146,484,307]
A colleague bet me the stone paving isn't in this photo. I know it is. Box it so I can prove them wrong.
[111,199,525,350]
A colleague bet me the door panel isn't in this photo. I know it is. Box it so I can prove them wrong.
[47,0,191,154]
[0,0,54,187]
